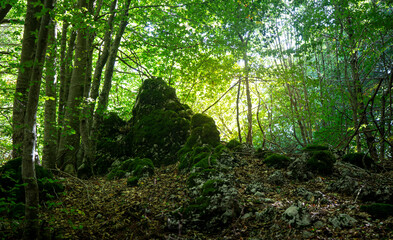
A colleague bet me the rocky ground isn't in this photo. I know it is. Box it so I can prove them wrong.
[26,153,393,239]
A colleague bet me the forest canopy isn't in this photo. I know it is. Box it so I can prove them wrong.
[0,0,392,238]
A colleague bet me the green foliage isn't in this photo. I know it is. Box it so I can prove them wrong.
[360,203,393,219]
[263,154,291,169]
[306,150,336,175]
[0,158,64,218]
[107,158,154,180]
[342,153,374,169]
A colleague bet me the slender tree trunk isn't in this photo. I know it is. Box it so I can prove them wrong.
[22,0,55,238]
[12,0,43,159]
[236,77,242,143]
[43,22,57,169]
[58,29,76,145]
[57,0,89,171]
[79,0,117,177]
[82,0,130,176]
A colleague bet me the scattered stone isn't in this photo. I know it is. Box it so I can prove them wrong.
[268,170,286,185]
[334,161,370,179]
[328,176,359,195]
[302,230,313,238]
[287,157,314,181]
[329,214,357,229]
[256,206,277,222]
[282,202,312,227]
[314,220,324,228]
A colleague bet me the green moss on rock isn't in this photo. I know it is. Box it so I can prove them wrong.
[306,150,336,175]
[107,158,154,180]
[360,203,393,219]
[96,112,127,157]
[264,154,291,169]
[126,77,193,166]
[303,144,329,152]
[342,153,374,169]
[186,113,220,148]
[127,176,140,187]
[226,139,241,151]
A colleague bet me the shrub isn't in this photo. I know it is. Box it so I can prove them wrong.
[0,158,64,218]
[263,154,291,169]
[306,150,336,175]
[360,203,393,219]
[342,153,374,169]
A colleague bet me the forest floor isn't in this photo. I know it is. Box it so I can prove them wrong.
[31,155,393,239]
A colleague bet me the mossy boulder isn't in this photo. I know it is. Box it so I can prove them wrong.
[92,112,128,176]
[360,203,393,219]
[179,145,226,171]
[226,139,241,151]
[126,77,193,166]
[264,154,291,169]
[0,158,64,218]
[185,113,220,148]
[342,153,375,169]
[306,150,336,175]
[107,157,154,180]
[96,112,127,157]
[177,113,222,172]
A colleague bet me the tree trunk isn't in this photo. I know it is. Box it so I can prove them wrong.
[12,0,43,159]
[21,0,55,238]
[236,77,242,143]
[42,22,57,169]
[57,29,76,145]
[86,0,131,173]
[0,4,12,23]
[57,0,89,171]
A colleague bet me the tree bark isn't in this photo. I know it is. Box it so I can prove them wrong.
[21,0,55,238]
[12,0,43,159]
[42,22,57,169]
[57,0,89,171]
[0,4,12,23]
[236,77,242,143]
[57,29,76,144]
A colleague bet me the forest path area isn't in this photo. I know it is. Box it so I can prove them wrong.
[40,155,393,240]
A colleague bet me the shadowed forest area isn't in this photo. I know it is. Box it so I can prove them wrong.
[0,0,393,239]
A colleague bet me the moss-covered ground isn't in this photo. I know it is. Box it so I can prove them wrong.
[2,155,393,239]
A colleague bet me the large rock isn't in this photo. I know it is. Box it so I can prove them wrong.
[125,77,193,166]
